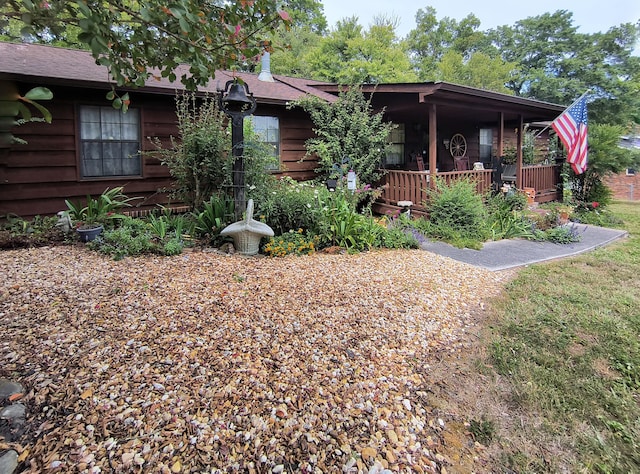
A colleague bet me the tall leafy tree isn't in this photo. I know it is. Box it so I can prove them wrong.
[570,123,640,203]
[262,0,326,77]
[489,10,640,124]
[281,0,327,34]
[406,7,491,80]
[436,50,516,93]
[1,1,291,97]
[304,17,417,83]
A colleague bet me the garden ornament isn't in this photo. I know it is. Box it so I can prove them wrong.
[55,211,73,233]
[220,199,274,256]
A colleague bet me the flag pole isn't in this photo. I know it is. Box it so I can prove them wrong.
[534,90,591,138]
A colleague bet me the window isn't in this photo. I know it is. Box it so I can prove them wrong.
[250,115,280,170]
[479,128,492,163]
[386,124,405,165]
[626,168,636,176]
[79,106,141,178]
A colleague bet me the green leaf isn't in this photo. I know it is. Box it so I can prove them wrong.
[24,87,53,101]
[16,102,32,121]
[77,31,94,44]
[28,100,52,123]
[76,1,92,18]
[106,90,115,101]
[169,7,185,19]
[78,18,92,32]
[19,25,34,37]
[179,17,191,33]
[112,98,123,110]
[140,7,152,22]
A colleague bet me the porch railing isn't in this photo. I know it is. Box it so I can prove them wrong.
[377,164,561,211]
[521,164,562,202]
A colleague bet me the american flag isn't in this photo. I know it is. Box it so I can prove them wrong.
[552,95,588,174]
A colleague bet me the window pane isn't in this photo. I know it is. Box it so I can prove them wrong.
[83,161,102,177]
[479,128,492,161]
[82,142,101,161]
[101,121,121,140]
[251,115,280,160]
[122,110,140,140]
[79,105,141,177]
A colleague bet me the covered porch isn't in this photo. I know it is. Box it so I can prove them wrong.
[373,164,562,216]
[314,82,566,214]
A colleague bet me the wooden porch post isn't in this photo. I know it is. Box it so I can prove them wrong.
[516,114,523,189]
[497,112,504,158]
[428,103,437,188]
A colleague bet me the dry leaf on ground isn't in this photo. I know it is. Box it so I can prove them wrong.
[0,246,512,473]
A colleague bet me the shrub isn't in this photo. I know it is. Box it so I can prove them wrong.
[484,192,537,240]
[147,93,231,210]
[253,178,320,236]
[89,218,157,260]
[377,224,420,249]
[0,214,66,249]
[288,87,395,185]
[424,179,488,243]
[572,206,624,227]
[538,223,583,243]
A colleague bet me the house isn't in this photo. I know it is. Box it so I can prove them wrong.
[0,42,336,219]
[1,42,567,219]
[604,136,640,201]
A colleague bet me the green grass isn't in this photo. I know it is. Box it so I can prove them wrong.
[484,202,640,473]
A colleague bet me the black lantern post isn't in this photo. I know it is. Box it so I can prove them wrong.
[218,79,257,220]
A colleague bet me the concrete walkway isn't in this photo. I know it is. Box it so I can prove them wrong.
[420,224,629,271]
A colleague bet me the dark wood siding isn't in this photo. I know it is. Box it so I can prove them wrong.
[1,83,319,219]
[0,83,178,219]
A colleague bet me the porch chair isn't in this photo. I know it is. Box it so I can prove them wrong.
[454,157,470,171]
[416,154,425,171]
[501,164,517,183]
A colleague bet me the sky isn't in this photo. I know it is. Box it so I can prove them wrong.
[320,0,640,39]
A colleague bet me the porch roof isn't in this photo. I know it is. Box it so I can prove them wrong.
[313,82,565,123]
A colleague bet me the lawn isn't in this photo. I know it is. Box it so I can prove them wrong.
[479,201,640,472]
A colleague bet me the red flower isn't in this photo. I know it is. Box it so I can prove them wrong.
[592,202,600,208]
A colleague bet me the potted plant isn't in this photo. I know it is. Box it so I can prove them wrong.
[65,187,139,242]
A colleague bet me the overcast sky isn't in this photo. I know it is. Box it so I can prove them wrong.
[320,0,640,40]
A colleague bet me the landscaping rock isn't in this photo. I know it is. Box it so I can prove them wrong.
[0,380,22,401]
[0,450,18,474]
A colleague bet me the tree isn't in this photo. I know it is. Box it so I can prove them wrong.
[406,7,492,81]
[304,17,417,83]
[489,11,640,125]
[1,0,291,107]
[289,86,395,185]
[281,0,327,35]
[436,50,516,93]
[245,0,326,77]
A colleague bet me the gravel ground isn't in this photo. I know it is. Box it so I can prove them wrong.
[0,246,512,473]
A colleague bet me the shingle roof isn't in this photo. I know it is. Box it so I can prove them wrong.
[0,42,336,104]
